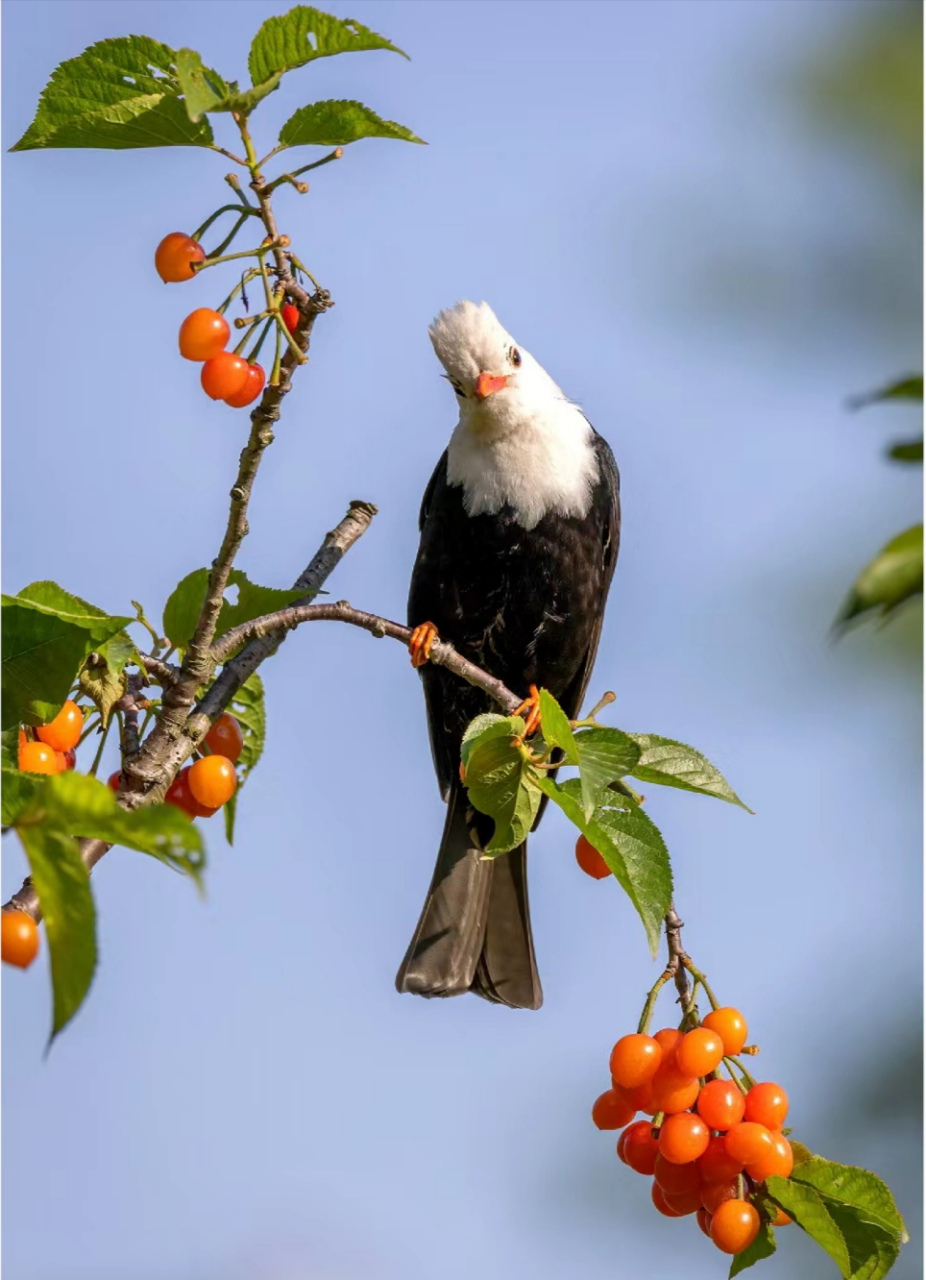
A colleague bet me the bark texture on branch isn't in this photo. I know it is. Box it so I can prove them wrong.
[3,501,376,923]
[210,600,524,714]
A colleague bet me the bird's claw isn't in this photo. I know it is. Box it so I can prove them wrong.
[409,621,439,668]
[513,684,542,737]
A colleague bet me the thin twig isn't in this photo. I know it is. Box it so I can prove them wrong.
[209,600,524,714]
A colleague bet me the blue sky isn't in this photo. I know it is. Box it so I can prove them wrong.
[2,3,921,1279]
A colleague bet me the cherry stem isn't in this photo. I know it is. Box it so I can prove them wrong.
[288,253,320,291]
[208,144,248,166]
[269,320,282,387]
[726,1054,757,1089]
[78,715,101,746]
[88,714,112,778]
[682,959,720,1011]
[192,203,259,244]
[638,969,672,1034]
[273,310,309,365]
[194,243,281,272]
[722,1056,752,1094]
[204,212,252,262]
[246,316,275,366]
[265,147,343,189]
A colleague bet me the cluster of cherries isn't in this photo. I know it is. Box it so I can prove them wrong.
[593,1008,793,1255]
[6,703,247,970]
[154,232,300,408]
[111,711,244,821]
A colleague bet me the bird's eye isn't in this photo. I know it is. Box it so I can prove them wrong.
[451,380,464,397]
[510,347,522,367]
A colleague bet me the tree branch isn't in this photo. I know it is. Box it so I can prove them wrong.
[2,501,377,923]
[178,285,333,684]
[210,600,524,714]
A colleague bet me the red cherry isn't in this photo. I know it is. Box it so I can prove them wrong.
[201,352,250,400]
[223,362,266,408]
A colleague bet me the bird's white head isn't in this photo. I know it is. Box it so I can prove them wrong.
[428,300,564,438]
[427,300,597,529]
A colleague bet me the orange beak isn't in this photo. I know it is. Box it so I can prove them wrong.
[474,372,509,400]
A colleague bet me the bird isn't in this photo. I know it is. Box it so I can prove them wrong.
[396,300,621,1010]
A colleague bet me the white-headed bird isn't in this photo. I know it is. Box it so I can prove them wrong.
[396,301,620,1009]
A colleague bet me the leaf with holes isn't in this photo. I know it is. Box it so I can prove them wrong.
[162,568,305,652]
[537,688,578,764]
[17,823,96,1040]
[174,47,283,121]
[279,99,424,148]
[11,36,214,151]
[573,726,640,817]
[248,6,408,87]
[836,525,923,627]
[533,777,671,955]
[223,672,265,845]
[627,733,751,810]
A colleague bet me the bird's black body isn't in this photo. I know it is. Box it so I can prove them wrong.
[396,430,620,1009]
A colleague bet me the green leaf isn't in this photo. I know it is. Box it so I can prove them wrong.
[828,1203,901,1280]
[174,48,283,121]
[16,582,133,648]
[173,47,231,119]
[463,727,540,855]
[790,1140,815,1169]
[2,765,44,827]
[849,375,923,409]
[788,1157,907,1241]
[279,99,424,148]
[627,733,752,811]
[888,439,923,462]
[11,36,214,151]
[533,777,671,955]
[2,599,95,730]
[1,726,19,771]
[248,6,408,87]
[765,1178,851,1276]
[2,582,132,729]
[573,726,640,817]
[537,688,578,764]
[162,568,306,651]
[78,658,126,727]
[222,672,265,846]
[17,824,96,1040]
[729,1221,777,1276]
[460,713,523,767]
[836,524,923,626]
[7,769,204,883]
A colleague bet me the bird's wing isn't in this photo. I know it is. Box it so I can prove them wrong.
[558,430,621,720]
[408,450,481,800]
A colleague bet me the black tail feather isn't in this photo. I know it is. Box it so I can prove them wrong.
[396,785,542,1010]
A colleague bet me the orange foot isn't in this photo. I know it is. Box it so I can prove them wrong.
[514,684,542,737]
[409,621,439,669]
